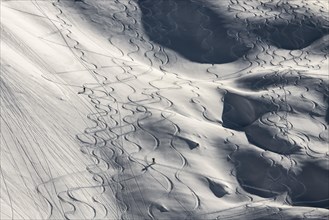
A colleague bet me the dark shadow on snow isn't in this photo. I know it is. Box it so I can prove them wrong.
[142,161,155,171]
[206,178,228,198]
[137,0,329,63]
[137,0,250,64]
[252,20,328,50]
[235,149,329,209]
[251,2,329,50]
[221,92,274,131]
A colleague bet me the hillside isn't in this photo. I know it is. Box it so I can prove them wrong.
[1,0,328,219]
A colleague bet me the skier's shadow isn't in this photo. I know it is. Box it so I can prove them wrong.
[141,163,154,171]
[142,159,156,171]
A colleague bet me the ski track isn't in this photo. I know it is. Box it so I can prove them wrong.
[1,0,329,219]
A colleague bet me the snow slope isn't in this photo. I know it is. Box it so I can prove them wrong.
[1,0,328,219]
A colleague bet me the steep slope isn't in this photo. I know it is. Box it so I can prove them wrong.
[1,0,328,219]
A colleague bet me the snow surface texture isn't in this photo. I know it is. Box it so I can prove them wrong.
[1,0,329,219]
